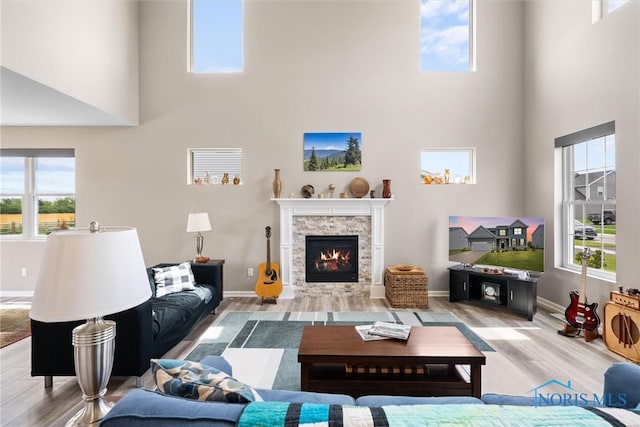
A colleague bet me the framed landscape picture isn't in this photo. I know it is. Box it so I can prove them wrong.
[303,132,362,172]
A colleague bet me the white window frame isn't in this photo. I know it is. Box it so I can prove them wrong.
[0,149,75,240]
[592,0,628,23]
[420,147,476,184]
[555,122,616,282]
[420,0,476,72]
[187,148,244,185]
[188,0,244,73]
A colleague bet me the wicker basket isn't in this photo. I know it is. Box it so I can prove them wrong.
[384,267,428,308]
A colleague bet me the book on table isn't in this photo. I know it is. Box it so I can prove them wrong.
[354,324,391,341]
[367,321,411,340]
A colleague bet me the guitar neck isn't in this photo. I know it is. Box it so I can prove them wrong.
[265,238,271,273]
[579,256,588,305]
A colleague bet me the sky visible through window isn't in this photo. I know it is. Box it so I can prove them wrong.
[420,0,470,72]
[608,0,628,13]
[0,158,75,194]
[191,0,243,73]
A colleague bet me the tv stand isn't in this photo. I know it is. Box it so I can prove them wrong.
[448,264,538,321]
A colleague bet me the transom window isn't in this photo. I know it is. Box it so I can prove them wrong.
[0,149,76,238]
[556,122,616,280]
[188,148,244,185]
[190,0,243,73]
[420,0,475,72]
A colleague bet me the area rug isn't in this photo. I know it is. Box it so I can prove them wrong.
[185,311,494,391]
[0,309,31,348]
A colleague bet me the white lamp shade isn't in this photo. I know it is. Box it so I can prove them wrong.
[30,227,152,322]
[186,212,212,232]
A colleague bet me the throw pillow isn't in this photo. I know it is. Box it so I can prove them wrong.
[151,359,263,404]
[153,262,196,297]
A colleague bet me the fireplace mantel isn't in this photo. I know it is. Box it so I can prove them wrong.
[273,198,392,299]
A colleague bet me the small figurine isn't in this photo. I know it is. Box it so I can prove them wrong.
[233,176,240,185]
[221,173,230,185]
[204,172,211,184]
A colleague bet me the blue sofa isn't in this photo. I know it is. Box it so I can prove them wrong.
[101,358,640,426]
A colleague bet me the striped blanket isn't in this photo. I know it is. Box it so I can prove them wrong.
[237,402,640,426]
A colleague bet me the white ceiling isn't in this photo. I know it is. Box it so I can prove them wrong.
[0,67,132,126]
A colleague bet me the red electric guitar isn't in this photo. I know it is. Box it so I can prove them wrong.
[564,248,600,332]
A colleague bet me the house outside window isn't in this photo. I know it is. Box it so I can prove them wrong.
[420,0,475,72]
[556,122,616,280]
[0,149,75,238]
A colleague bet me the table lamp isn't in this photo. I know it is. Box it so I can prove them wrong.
[187,212,212,263]
[30,222,151,427]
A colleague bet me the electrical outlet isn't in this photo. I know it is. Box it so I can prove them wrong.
[247,267,254,277]
[21,268,27,277]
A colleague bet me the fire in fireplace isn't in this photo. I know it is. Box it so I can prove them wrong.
[305,235,358,282]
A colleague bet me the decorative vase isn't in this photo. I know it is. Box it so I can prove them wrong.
[272,169,282,198]
[382,179,392,198]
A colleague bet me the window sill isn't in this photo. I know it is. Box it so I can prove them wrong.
[555,265,616,284]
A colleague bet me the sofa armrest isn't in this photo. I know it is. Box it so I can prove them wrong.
[101,389,243,427]
[190,262,222,301]
[603,362,640,408]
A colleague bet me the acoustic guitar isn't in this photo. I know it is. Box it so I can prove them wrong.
[564,248,600,332]
[255,226,282,304]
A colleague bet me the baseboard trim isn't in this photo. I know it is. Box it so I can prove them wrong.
[537,296,565,313]
[225,290,450,299]
[0,291,34,298]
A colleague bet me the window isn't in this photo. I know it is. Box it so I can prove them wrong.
[593,0,629,22]
[420,0,474,72]
[0,149,75,238]
[514,228,522,235]
[608,0,628,13]
[190,0,243,73]
[556,122,616,280]
[188,148,243,185]
[421,148,475,184]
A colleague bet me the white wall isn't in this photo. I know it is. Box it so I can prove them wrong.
[1,0,139,124]
[3,0,526,296]
[523,0,640,308]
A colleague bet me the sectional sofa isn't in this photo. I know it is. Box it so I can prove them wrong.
[100,357,640,426]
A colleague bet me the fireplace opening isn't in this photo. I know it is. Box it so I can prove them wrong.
[305,235,358,282]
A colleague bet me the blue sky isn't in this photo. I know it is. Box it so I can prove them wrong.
[1,158,75,194]
[420,0,470,72]
[192,0,243,73]
[421,150,471,180]
[303,133,362,151]
[572,135,616,172]
[192,0,470,73]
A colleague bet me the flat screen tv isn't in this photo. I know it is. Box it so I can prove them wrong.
[449,216,545,273]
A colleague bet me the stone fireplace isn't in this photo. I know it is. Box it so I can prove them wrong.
[274,198,391,298]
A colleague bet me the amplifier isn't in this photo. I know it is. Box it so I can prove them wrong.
[603,301,640,363]
[610,291,640,310]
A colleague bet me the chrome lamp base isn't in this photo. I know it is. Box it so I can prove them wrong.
[67,317,116,427]
[193,232,209,263]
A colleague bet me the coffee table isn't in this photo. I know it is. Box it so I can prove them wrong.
[297,325,486,398]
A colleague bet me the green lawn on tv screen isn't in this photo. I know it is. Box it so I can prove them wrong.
[474,249,544,272]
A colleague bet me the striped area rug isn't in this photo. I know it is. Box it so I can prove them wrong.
[185,311,494,391]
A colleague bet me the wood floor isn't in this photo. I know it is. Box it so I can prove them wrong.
[0,295,628,426]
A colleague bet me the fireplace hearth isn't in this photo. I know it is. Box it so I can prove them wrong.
[305,235,358,282]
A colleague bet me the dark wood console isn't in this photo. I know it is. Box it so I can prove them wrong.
[448,264,538,321]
